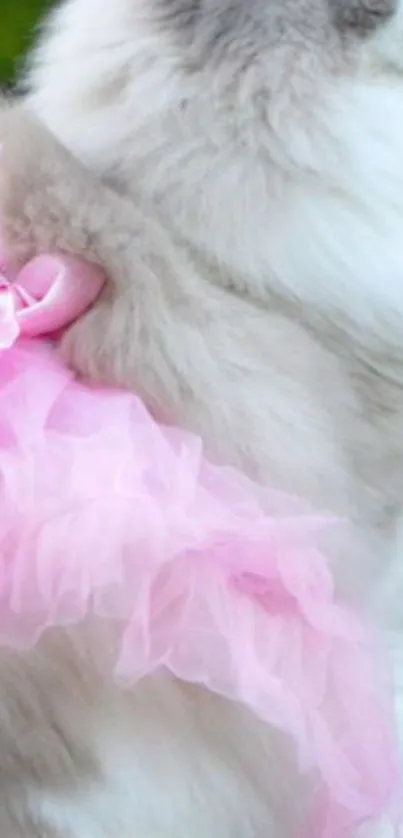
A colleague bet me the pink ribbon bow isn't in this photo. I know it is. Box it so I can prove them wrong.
[0,252,105,348]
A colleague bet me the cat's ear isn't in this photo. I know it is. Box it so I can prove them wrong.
[328,0,396,35]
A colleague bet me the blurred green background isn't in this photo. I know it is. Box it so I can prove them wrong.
[0,0,51,84]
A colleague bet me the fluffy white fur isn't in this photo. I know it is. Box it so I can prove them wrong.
[0,0,403,834]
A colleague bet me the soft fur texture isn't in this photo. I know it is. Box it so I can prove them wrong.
[0,0,403,833]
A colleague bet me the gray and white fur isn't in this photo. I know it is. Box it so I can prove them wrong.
[0,0,403,833]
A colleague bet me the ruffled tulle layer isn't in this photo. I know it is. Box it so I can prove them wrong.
[0,339,399,837]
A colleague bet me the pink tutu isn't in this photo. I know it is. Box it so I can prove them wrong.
[0,254,400,837]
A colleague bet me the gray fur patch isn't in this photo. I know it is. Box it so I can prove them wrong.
[152,0,340,69]
[328,0,396,35]
[153,0,396,64]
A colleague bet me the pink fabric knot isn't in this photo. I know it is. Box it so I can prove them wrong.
[0,276,27,348]
[0,254,105,348]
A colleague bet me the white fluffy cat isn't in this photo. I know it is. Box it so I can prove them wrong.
[0,0,402,834]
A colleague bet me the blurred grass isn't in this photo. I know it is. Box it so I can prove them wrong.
[0,0,51,84]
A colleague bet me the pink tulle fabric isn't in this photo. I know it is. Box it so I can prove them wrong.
[0,251,400,837]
